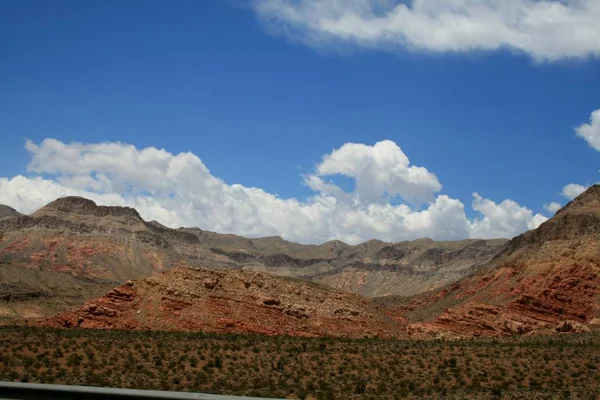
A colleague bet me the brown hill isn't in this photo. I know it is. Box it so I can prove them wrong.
[0,205,23,219]
[376,185,600,338]
[0,196,505,320]
[0,262,115,323]
[0,197,189,321]
[42,267,404,338]
[309,237,506,298]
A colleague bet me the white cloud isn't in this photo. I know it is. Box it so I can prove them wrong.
[0,139,545,244]
[575,109,600,151]
[252,0,600,61]
[532,213,549,229]
[469,193,547,239]
[561,183,587,200]
[543,201,562,214]
[552,110,599,205]
[304,140,441,204]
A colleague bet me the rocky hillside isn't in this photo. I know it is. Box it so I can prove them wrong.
[0,196,506,320]
[42,267,404,338]
[0,262,115,324]
[308,238,506,297]
[0,197,189,321]
[376,185,600,338]
[0,205,22,219]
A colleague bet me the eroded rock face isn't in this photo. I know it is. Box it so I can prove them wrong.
[41,267,404,338]
[377,185,600,338]
[0,282,51,302]
[555,320,591,334]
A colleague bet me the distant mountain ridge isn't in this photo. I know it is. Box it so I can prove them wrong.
[0,196,506,321]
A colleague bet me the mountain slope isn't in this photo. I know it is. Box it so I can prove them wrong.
[0,205,22,219]
[0,197,190,320]
[376,185,600,337]
[309,238,506,297]
[42,267,404,338]
[0,262,115,323]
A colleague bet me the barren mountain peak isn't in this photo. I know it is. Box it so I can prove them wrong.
[42,196,98,211]
[34,196,142,222]
[147,220,169,229]
[317,239,350,250]
[556,184,600,217]
[0,204,23,219]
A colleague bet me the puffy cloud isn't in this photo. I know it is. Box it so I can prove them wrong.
[304,140,441,204]
[532,213,549,229]
[469,193,548,239]
[575,109,600,151]
[561,183,587,200]
[24,139,221,196]
[553,110,599,205]
[0,139,545,244]
[543,202,562,214]
[252,0,600,61]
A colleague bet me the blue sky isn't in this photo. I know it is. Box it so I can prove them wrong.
[1,0,599,244]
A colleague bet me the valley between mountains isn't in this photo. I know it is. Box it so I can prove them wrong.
[1,186,599,339]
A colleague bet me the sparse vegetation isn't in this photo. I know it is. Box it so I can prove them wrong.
[1,326,600,399]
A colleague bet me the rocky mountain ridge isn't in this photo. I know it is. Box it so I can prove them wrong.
[0,196,506,320]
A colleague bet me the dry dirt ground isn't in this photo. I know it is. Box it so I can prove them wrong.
[1,326,599,399]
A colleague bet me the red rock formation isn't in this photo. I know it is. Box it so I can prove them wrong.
[42,267,405,338]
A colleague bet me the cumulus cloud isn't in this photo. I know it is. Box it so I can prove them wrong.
[575,109,600,151]
[470,193,547,239]
[543,201,562,214]
[0,139,546,244]
[252,0,600,61]
[561,183,587,200]
[304,140,441,204]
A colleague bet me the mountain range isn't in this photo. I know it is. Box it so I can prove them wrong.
[1,185,599,338]
[0,196,504,322]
